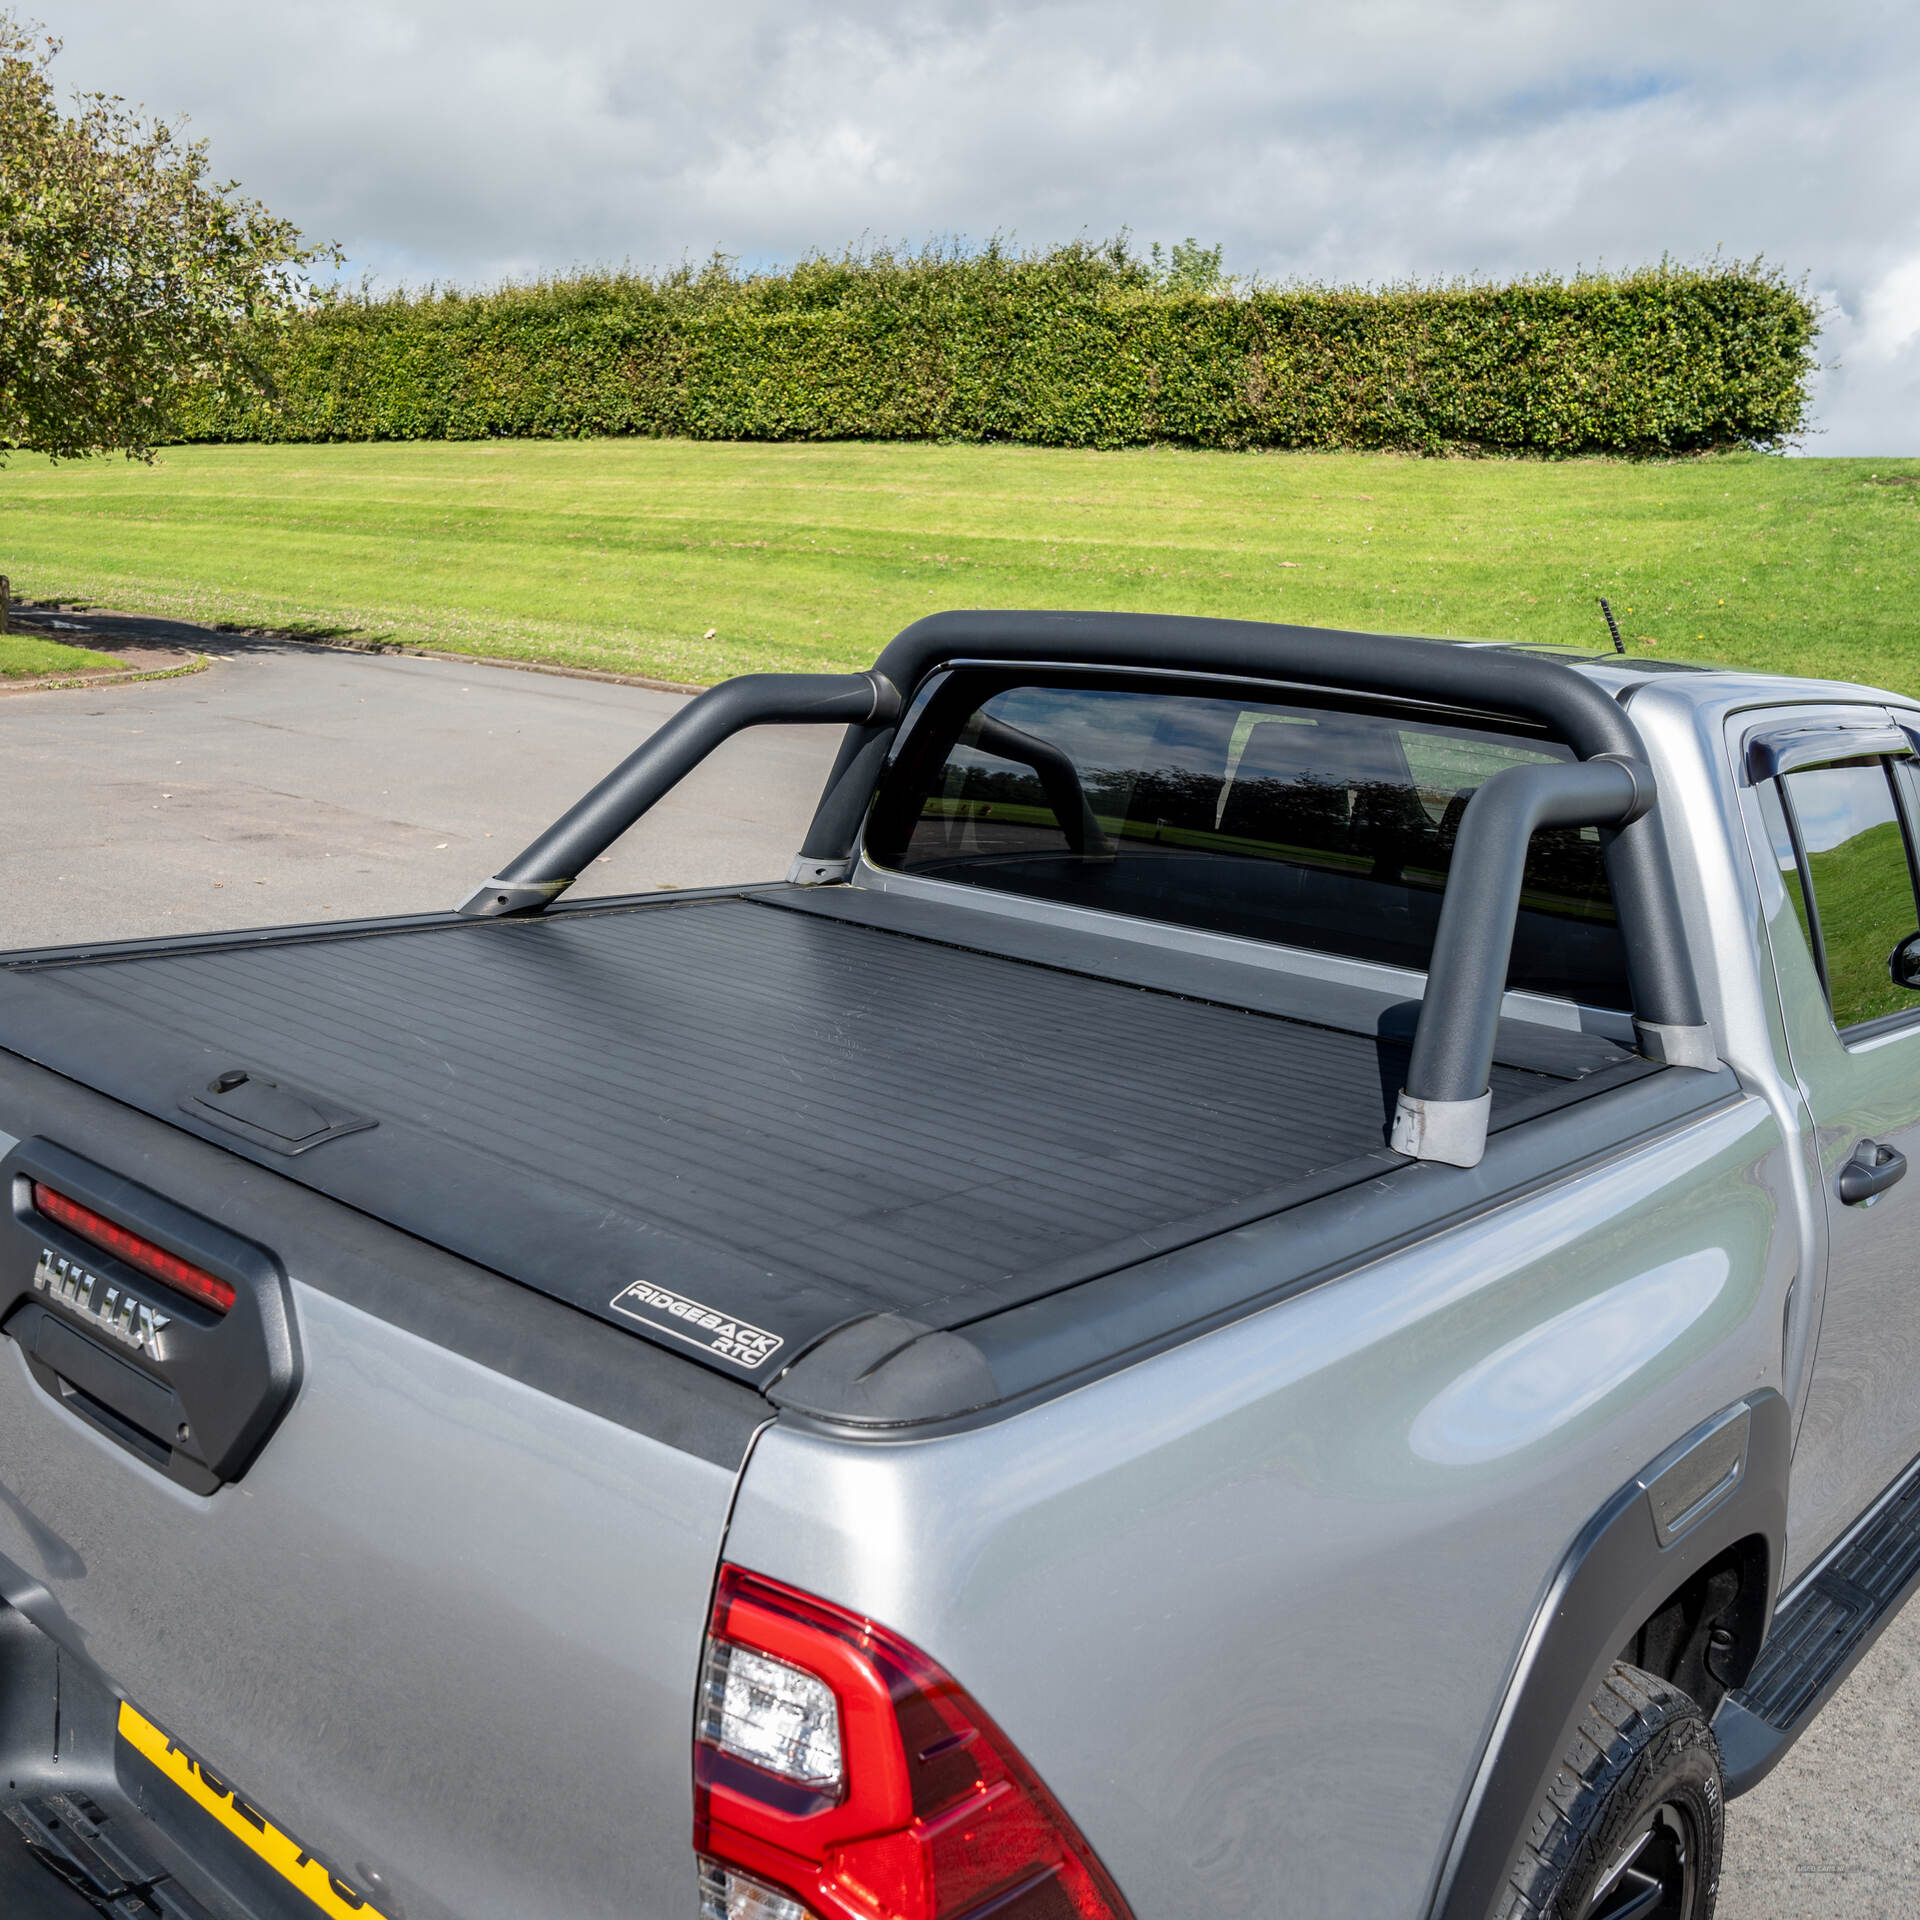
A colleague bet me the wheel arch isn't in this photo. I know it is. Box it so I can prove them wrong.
[1426,1389,1789,1920]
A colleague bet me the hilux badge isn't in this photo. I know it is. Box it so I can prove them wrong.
[608,1280,783,1368]
[33,1247,171,1360]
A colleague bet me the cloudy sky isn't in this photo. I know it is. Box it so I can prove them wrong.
[42,1,1920,452]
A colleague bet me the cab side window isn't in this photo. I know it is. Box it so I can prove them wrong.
[1770,755,1920,1033]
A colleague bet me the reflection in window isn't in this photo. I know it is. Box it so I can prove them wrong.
[1778,757,1920,1030]
[868,677,1630,1008]
[1753,781,1819,970]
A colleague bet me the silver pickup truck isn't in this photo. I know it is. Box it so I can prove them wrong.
[2,610,1918,1920]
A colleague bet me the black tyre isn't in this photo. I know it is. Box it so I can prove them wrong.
[1496,1662,1724,1920]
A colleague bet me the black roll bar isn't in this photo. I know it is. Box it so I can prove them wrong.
[1391,755,1655,1165]
[804,612,1704,1041]
[456,671,901,917]
[457,610,1717,1164]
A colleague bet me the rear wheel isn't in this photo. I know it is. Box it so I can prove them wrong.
[1497,1662,1723,1920]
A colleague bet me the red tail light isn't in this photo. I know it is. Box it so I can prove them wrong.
[694,1565,1134,1920]
[31,1183,237,1315]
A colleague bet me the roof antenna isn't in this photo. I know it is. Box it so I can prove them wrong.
[1597,597,1626,655]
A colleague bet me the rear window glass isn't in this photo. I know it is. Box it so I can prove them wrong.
[865,676,1629,1008]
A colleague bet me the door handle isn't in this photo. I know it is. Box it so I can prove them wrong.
[1839,1139,1908,1206]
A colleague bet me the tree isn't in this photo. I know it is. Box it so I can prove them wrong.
[0,14,334,468]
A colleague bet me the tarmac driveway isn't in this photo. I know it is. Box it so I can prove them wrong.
[0,615,839,952]
[2,616,1916,1914]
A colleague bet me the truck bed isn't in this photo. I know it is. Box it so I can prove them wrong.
[0,885,1660,1386]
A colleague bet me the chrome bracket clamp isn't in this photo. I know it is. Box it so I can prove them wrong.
[1390,1089,1492,1168]
[455,876,572,918]
[785,855,853,887]
[1634,1020,1721,1072]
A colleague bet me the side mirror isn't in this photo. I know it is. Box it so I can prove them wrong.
[1890,931,1920,991]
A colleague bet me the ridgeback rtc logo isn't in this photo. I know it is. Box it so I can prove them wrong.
[609,1281,783,1368]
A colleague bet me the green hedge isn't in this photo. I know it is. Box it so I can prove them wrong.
[177,245,1819,456]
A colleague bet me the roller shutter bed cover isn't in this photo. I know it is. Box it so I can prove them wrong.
[0,890,1644,1382]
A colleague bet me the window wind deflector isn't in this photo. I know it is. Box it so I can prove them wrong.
[1745,723,1912,784]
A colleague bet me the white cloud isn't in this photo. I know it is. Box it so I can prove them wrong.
[33,0,1920,449]
[1805,259,1920,456]
[1858,260,1920,363]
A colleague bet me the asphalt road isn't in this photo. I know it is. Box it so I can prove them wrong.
[3,620,1916,1913]
[0,618,841,952]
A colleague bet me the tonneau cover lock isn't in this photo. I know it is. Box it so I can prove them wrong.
[181,1068,375,1155]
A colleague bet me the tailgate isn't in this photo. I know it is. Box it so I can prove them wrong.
[0,1051,763,1920]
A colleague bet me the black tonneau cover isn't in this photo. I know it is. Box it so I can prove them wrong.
[0,888,1652,1383]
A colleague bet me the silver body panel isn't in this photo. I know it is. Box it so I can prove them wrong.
[0,1281,739,1920]
[1715,694,1920,1574]
[729,1095,1796,1918]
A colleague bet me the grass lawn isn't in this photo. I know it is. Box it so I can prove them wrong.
[0,630,127,679]
[3,439,1918,692]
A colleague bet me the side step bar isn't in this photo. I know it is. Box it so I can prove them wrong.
[1715,1449,1920,1795]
